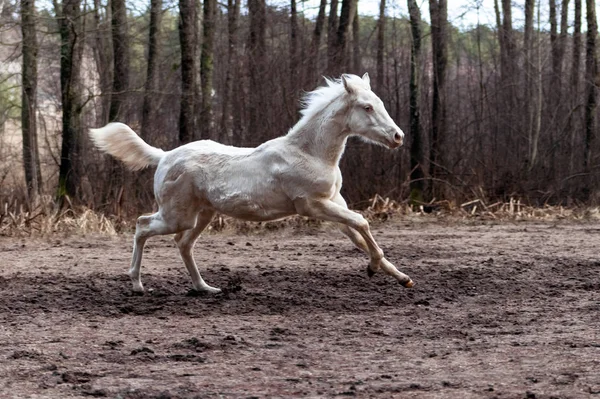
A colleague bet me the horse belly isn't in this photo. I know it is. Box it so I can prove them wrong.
[214,193,296,222]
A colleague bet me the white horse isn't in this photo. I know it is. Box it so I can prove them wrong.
[90,73,414,293]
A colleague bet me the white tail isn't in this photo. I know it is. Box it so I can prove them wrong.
[89,123,165,171]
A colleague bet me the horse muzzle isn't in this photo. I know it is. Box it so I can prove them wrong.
[387,130,404,149]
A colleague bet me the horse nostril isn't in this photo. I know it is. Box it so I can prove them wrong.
[394,132,403,143]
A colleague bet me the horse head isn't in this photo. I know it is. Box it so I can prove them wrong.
[340,73,404,149]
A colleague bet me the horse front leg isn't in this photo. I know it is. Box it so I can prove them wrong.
[331,194,376,274]
[294,198,414,287]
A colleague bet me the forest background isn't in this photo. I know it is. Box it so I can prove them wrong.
[1,0,599,222]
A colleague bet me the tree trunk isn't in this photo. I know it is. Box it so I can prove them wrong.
[572,0,583,97]
[494,0,516,179]
[558,0,570,69]
[248,0,266,144]
[91,0,112,126]
[524,0,534,168]
[584,0,598,176]
[550,0,559,78]
[331,0,357,74]
[199,0,215,139]
[407,0,424,202]
[352,10,360,73]
[21,0,42,199]
[428,0,448,195]
[178,0,197,143]
[308,0,327,83]
[494,0,515,102]
[141,0,162,140]
[56,0,82,201]
[500,0,514,84]
[289,0,299,90]
[530,2,543,173]
[376,0,385,90]
[221,0,240,143]
[570,0,582,173]
[108,0,129,122]
[326,0,339,73]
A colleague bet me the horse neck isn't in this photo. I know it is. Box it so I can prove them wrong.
[287,103,350,166]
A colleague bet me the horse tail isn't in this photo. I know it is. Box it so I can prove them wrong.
[89,123,166,171]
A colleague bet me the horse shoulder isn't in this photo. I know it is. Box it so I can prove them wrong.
[280,158,338,200]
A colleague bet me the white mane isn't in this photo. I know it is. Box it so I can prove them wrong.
[298,74,368,121]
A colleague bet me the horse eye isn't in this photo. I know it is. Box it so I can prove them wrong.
[364,105,373,113]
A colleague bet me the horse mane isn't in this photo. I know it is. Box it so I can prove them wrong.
[298,74,367,120]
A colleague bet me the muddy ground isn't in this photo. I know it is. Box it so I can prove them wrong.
[0,220,599,398]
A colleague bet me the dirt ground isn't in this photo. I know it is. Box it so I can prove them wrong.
[0,219,599,398]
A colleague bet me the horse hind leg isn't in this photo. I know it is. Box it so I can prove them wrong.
[174,209,220,294]
[129,208,197,293]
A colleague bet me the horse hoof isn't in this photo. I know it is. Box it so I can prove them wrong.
[402,279,415,288]
[366,266,375,277]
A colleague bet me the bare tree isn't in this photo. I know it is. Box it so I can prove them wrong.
[56,0,82,200]
[352,9,360,73]
[141,0,162,140]
[289,0,299,89]
[570,0,582,173]
[558,0,570,71]
[524,0,534,161]
[550,0,559,78]
[428,0,448,195]
[330,0,357,74]
[247,0,266,144]
[407,0,424,201]
[584,0,598,176]
[108,0,129,122]
[199,0,216,139]
[571,0,583,96]
[308,0,327,83]
[21,0,42,199]
[91,0,112,126]
[376,0,385,90]
[221,0,240,142]
[529,0,543,172]
[327,0,339,72]
[496,0,515,84]
[178,0,197,143]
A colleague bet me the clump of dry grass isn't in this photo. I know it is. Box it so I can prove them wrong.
[0,197,117,237]
[364,194,600,222]
[2,194,598,237]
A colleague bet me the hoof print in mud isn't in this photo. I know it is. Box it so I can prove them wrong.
[186,289,222,297]
[186,289,208,297]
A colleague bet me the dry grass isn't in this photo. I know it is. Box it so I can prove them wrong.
[0,197,117,237]
[1,194,599,238]
[364,194,600,222]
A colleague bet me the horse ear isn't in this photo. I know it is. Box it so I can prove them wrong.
[362,73,371,89]
[341,74,355,94]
